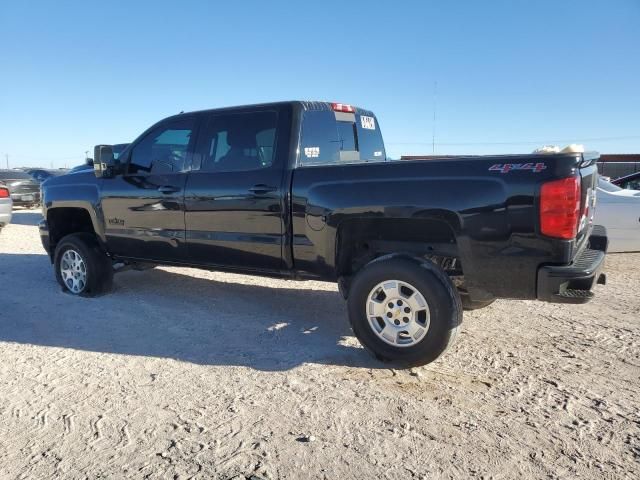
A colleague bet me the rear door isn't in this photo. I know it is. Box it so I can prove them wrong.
[183,109,286,271]
[100,116,197,261]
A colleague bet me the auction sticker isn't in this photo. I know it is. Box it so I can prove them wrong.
[360,116,376,130]
[304,147,320,158]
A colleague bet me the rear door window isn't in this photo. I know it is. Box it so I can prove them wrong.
[195,111,278,172]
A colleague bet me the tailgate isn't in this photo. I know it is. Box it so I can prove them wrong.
[575,152,599,250]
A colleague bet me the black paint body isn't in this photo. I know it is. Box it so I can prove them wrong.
[40,101,604,302]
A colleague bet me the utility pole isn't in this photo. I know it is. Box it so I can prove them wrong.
[432,81,437,155]
[4,153,8,169]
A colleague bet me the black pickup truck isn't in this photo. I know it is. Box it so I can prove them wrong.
[39,101,607,366]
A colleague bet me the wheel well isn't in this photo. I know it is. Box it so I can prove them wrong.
[47,208,96,253]
[335,218,461,279]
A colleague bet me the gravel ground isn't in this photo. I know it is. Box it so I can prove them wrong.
[0,209,638,479]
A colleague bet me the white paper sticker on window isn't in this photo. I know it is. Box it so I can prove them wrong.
[304,147,320,158]
[374,151,382,157]
[360,115,375,130]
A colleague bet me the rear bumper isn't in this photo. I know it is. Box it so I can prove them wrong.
[0,213,11,227]
[0,200,12,227]
[11,192,40,205]
[537,225,608,304]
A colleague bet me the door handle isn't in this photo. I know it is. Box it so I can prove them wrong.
[158,185,179,194]
[248,184,277,195]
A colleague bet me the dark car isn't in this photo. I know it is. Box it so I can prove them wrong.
[39,101,607,367]
[612,171,640,190]
[27,168,69,184]
[0,170,41,207]
[68,162,94,174]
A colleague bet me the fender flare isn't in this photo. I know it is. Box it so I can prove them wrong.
[46,200,106,244]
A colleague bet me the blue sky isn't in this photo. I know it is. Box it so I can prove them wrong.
[1,0,638,168]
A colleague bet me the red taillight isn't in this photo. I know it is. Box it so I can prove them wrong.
[540,177,581,240]
[331,102,355,113]
[0,187,9,198]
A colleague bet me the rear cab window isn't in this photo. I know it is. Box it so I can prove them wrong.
[0,171,32,180]
[299,107,386,166]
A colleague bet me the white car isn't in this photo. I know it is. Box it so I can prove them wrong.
[0,185,12,231]
[594,178,640,253]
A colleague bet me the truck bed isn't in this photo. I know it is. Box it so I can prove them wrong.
[290,152,600,301]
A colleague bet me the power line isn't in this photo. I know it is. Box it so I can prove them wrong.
[388,135,640,146]
[4,153,82,161]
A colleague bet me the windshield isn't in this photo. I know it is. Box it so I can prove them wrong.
[598,177,623,192]
[48,170,67,176]
[112,143,129,160]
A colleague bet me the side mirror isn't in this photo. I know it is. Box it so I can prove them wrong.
[94,145,116,178]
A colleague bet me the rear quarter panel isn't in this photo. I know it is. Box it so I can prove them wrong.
[291,154,584,299]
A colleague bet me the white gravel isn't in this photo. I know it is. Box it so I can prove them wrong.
[0,209,638,479]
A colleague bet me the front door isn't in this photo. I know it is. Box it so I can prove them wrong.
[184,109,285,271]
[100,116,197,262]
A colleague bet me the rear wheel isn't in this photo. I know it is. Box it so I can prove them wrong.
[54,233,113,296]
[347,257,462,367]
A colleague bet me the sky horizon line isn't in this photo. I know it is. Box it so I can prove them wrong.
[1,0,638,168]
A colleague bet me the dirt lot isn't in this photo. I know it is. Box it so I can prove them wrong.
[0,209,638,479]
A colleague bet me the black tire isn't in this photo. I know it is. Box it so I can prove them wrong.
[347,256,462,367]
[54,233,113,296]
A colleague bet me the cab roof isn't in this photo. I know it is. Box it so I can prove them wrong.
[173,101,375,119]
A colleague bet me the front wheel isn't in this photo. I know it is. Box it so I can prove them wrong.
[347,257,462,367]
[54,233,114,296]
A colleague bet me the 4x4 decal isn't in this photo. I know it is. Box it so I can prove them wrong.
[489,163,547,174]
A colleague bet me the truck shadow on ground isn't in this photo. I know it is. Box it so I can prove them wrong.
[0,252,383,371]
[8,210,42,226]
